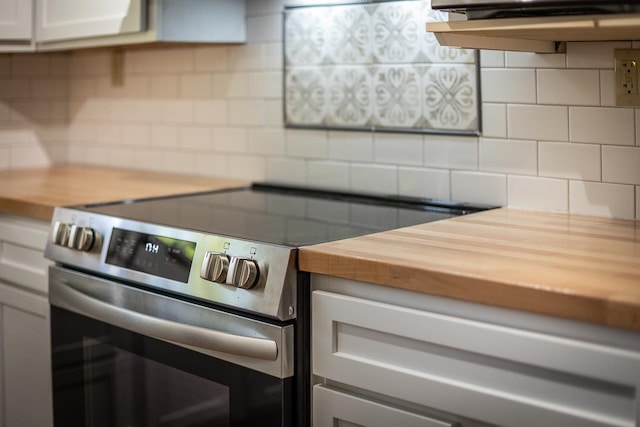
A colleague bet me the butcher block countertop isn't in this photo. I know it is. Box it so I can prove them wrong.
[299,208,640,332]
[0,165,249,220]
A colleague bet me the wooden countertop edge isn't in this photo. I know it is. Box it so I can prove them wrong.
[0,199,53,221]
[298,249,639,331]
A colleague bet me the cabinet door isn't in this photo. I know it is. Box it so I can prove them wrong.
[313,290,640,427]
[314,385,455,427]
[0,0,32,40]
[36,0,144,42]
[0,282,52,427]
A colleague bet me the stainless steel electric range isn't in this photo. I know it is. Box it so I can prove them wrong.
[44,183,493,427]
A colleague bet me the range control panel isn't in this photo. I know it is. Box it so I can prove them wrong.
[45,207,297,321]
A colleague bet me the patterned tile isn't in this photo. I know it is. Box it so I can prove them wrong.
[283,1,480,134]
[372,65,421,128]
[326,67,373,126]
[371,2,422,63]
[422,64,478,131]
[285,68,328,125]
[327,5,373,64]
[284,9,329,65]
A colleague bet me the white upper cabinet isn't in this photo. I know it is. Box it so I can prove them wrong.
[35,0,246,51]
[0,0,34,51]
[36,0,144,43]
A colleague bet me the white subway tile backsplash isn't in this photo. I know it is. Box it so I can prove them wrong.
[179,126,211,151]
[505,51,566,68]
[508,176,568,212]
[96,75,149,98]
[480,138,537,175]
[10,142,51,168]
[424,135,478,170]
[228,154,266,181]
[480,50,504,67]
[229,100,265,126]
[266,157,306,183]
[374,133,423,166]
[0,147,8,169]
[0,79,30,99]
[286,129,328,158]
[128,48,194,74]
[228,45,264,71]
[195,46,228,72]
[451,171,506,205]
[264,43,283,70]
[12,55,49,76]
[508,105,569,141]
[0,56,10,76]
[566,41,631,69]
[193,100,228,125]
[350,163,397,195]
[570,181,635,219]
[180,74,212,98]
[328,131,373,162]
[32,78,67,98]
[569,107,635,145]
[151,125,179,148]
[163,100,194,123]
[69,78,97,97]
[264,100,283,126]
[248,14,282,43]
[150,75,178,98]
[602,146,640,185]
[121,124,149,147]
[398,167,450,199]
[214,73,251,98]
[195,152,229,177]
[0,17,636,220]
[249,72,282,99]
[70,52,110,76]
[11,100,50,121]
[247,129,285,155]
[538,141,601,181]
[599,70,616,106]
[212,127,248,153]
[307,160,349,190]
[481,103,507,138]
[481,69,536,103]
[537,69,599,106]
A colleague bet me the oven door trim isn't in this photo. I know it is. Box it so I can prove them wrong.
[49,265,294,378]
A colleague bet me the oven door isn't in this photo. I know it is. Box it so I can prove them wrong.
[48,265,294,427]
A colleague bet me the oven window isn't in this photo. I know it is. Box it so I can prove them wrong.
[82,337,230,427]
[51,307,292,427]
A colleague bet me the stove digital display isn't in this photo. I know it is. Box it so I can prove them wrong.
[106,228,196,283]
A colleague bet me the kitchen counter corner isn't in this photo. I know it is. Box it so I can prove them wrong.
[0,165,250,220]
[299,208,640,332]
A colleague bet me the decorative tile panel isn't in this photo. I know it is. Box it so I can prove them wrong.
[284,0,480,135]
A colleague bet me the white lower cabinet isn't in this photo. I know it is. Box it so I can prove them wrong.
[311,275,640,427]
[0,214,52,427]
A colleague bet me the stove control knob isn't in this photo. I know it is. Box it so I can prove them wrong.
[227,257,259,289]
[201,252,229,283]
[68,225,99,252]
[51,222,72,246]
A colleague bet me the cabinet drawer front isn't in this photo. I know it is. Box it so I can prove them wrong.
[313,291,640,427]
[313,385,454,427]
[0,216,51,293]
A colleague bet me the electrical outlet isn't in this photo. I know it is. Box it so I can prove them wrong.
[615,49,640,106]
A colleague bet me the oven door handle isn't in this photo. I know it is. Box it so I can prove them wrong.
[56,280,279,361]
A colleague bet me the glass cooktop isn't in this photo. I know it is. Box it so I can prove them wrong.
[82,183,493,247]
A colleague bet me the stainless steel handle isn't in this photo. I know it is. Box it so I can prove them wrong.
[56,281,278,361]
